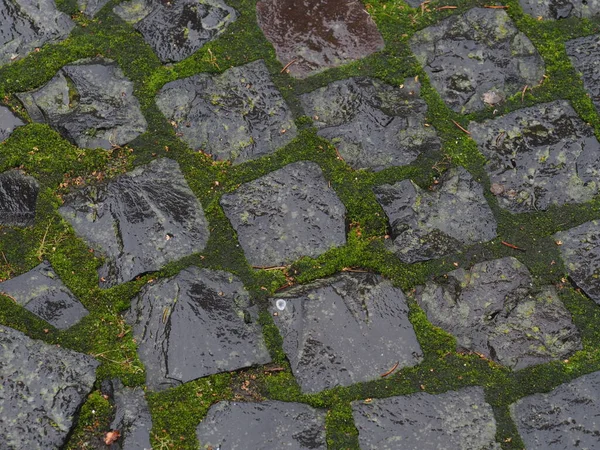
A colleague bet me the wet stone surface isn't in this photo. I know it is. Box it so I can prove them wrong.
[196,400,326,449]
[469,100,600,213]
[220,161,346,267]
[554,220,600,305]
[519,0,600,20]
[299,77,440,171]
[409,8,545,113]
[0,170,39,227]
[0,261,88,330]
[101,379,152,450]
[156,60,297,164]
[114,0,237,63]
[566,34,600,113]
[270,272,423,393]
[0,325,99,449]
[352,387,500,449]
[125,267,271,391]
[416,257,582,370]
[59,158,210,288]
[511,370,600,448]
[0,0,74,67]
[17,58,147,150]
[0,105,24,142]
[373,167,497,264]
[256,0,385,79]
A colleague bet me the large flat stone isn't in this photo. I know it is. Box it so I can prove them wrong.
[270,272,423,393]
[114,0,237,63]
[0,325,99,449]
[566,34,600,114]
[59,158,210,288]
[0,105,24,142]
[373,167,497,264]
[519,0,600,20]
[416,257,582,370]
[469,100,600,213]
[156,60,297,164]
[125,267,271,391]
[352,387,500,449]
[511,371,600,448]
[17,58,147,150]
[0,0,74,67]
[409,8,545,113]
[0,170,39,227]
[0,261,88,330]
[196,401,326,449]
[256,0,384,79]
[220,161,346,267]
[299,77,440,171]
[554,220,600,305]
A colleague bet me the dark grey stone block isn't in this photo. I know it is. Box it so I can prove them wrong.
[519,0,600,20]
[270,272,423,393]
[0,170,39,227]
[59,158,210,288]
[220,161,346,267]
[196,400,326,449]
[566,34,600,114]
[0,105,24,142]
[126,267,271,391]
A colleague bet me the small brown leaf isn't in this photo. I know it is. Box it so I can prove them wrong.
[104,430,121,445]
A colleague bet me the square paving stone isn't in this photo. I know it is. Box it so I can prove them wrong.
[554,220,600,305]
[566,34,600,114]
[270,272,423,393]
[17,58,147,150]
[0,325,99,449]
[409,8,545,113]
[469,100,600,213]
[511,370,600,449]
[299,77,441,171]
[0,105,24,142]
[352,387,499,449]
[114,0,237,63]
[196,400,326,449]
[0,169,39,227]
[126,267,271,391]
[256,0,385,79]
[373,166,497,264]
[0,0,74,67]
[0,261,88,330]
[416,257,582,370]
[156,60,297,164]
[519,0,600,20]
[59,158,210,288]
[220,161,346,267]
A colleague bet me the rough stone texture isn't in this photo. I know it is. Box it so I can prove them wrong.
[373,166,497,264]
[59,158,210,288]
[0,261,88,330]
[114,0,237,63]
[221,161,346,267]
[519,0,600,19]
[0,170,39,227]
[512,371,600,449]
[77,0,110,17]
[0,0,74,67]
[554,220,600,305]
[101,379,152,450]
[469,100,600,213]
[416,257,582,370]
[0,105,24,142]
[256,0,384,79]
[566,34,600,114]
[352,387,499,449]
[196,400,326,450]
[156,60,297,164]
[126,267,271,391]
[0,325,99,449]
[409,8,545,113]
[270,272,423,393]
[17,58,147,150]
[299,77,440,171]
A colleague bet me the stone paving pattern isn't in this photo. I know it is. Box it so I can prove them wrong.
[2,0,600,448]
